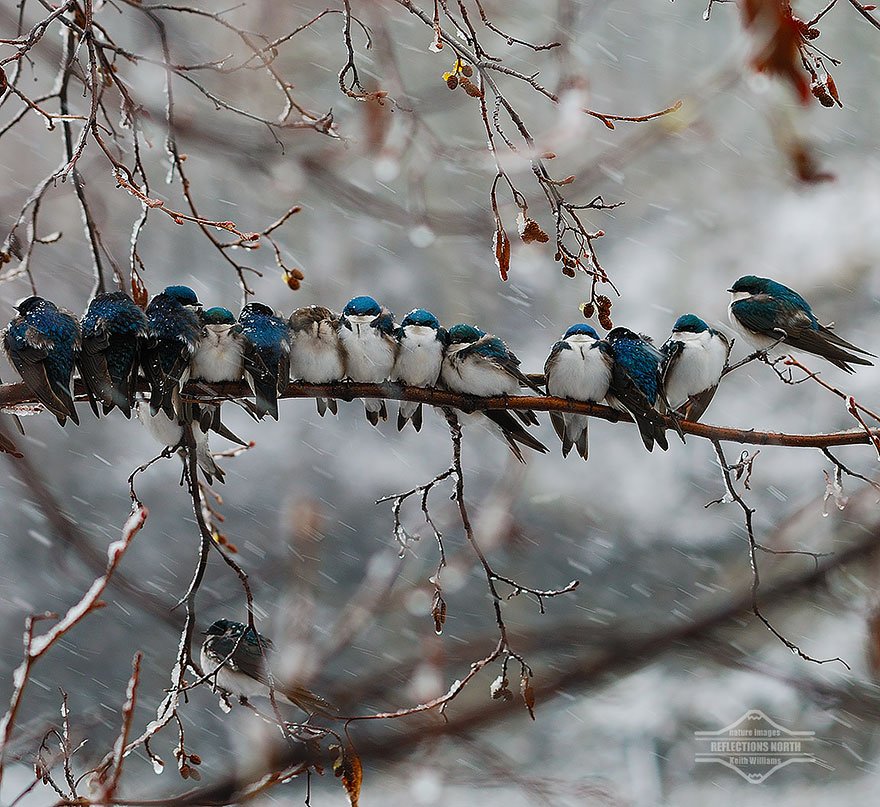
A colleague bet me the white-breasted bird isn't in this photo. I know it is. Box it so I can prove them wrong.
[659,314,731,422]
[338,295,396,426]
[136,398,226,484]
[392,308,445,432]
[441,323,547,462]
[544,323,613,460]
[191,307,244,384]
[728,275,874,372]
[288,305,346,417]
[200,618,335,716]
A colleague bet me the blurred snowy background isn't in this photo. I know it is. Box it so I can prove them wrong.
[2,0,880,804]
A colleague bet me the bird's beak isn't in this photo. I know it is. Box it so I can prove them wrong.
[726,288,734,293]
[341,318,352,330]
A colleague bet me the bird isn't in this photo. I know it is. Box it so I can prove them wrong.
[660,314,731,423]
[543,323,613,460]
[189,306,247,441]
[3,296,81,426]
[136,400,227,484]
[392,308,446,432]
[190,307,244,385]
[238,302,290,420]
[605,327,669,452]
[288,305,346,417]
[78,291,149,418]
[141,285,202,420]
[441,323,548,463]
[200,618,336,716]
[338,295,396,426]
[728,275,874,373]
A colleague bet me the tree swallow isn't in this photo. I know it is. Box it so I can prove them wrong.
[238,302,290,421]
[605,327,668,452]
[141,285,202,420]
[338,295,396,426]
[3,296,81,426]
[191,307,244,384]
[392,308,446,432]
[660,314,731,422]
[200,618,335,716]
[543,323,612,460]
[78,291,149,419]
[136,399,226,484]
[441,323,548,463]
[288,305,346,417]
[728,275,874,372]
[188,306,247,441]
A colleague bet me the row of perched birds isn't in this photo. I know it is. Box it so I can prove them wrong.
[2,275,874,469]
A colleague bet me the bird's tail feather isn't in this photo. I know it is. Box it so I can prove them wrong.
[484,410,549,462]
[285,685,337,717]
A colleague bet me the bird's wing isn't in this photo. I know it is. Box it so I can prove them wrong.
[242,338,272,377]
[816,323,876,357]
[785,326,874,371]
[10,353,69,417]
[680,387,718,422]
[466,336,543,393]
[658,339,683,402]
[6,326,72,419]
[225,633,335,715]
[543,340,568,384]
[730,295,801,337]
[212,631,272,681]
[78,319,114,410]
[609,361,667,452]
[276,330,291,393]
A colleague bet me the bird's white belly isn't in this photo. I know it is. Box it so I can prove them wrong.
[200,647,268,699]
[137,401,182,446]
[191,328,243,382]
[290,332,345,383]
[340,321,395,382]
[547,346,611,402]
[665,334,728,408]
[393,330,443,387]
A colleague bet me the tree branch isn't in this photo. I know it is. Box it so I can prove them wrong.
[2,379,879,450]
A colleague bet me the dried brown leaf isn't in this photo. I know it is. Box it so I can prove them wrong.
[431,589,447,634]
[517,211,550,244]
[521,674,536,720]
[331,743,363,807]
[493,226,511,281]
[131,267,149,310]
[490,674,513,701]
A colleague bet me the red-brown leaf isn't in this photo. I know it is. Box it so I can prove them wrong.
[331,744,363,807]
[131,268,149,310]
[493,226,511,281]
[431,589,447,635]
